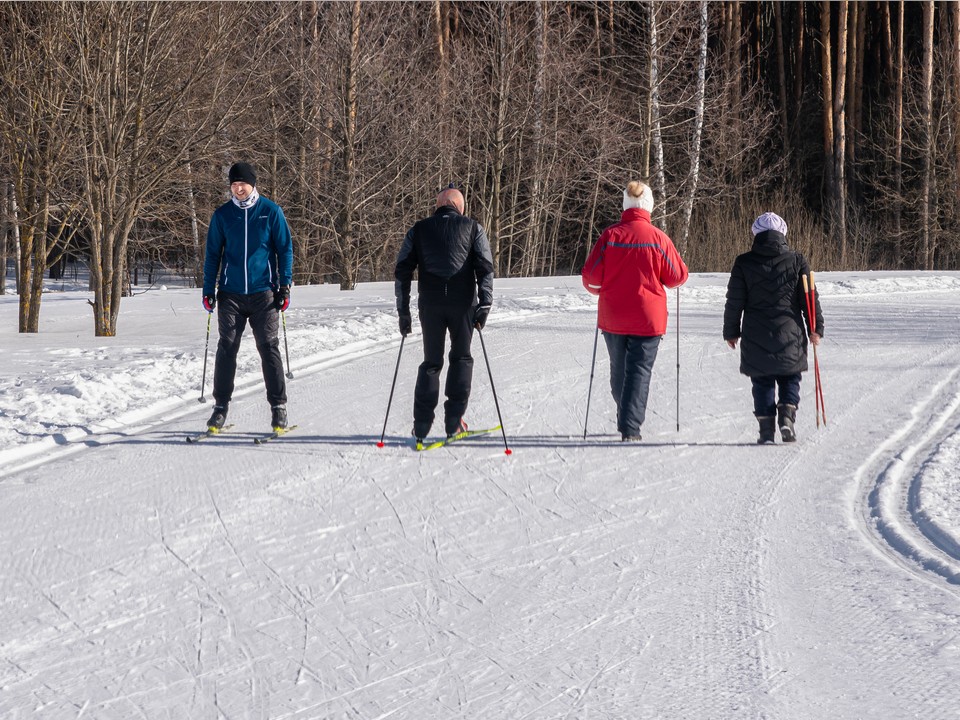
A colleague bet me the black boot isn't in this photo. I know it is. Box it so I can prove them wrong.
[756,416,776,445]
[777,403,797,442]
[271,404,287,431]
[207,404,228,431]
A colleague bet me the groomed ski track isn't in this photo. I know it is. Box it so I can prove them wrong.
[3,275,960,718]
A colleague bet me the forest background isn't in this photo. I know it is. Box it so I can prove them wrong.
[0,1,955,335]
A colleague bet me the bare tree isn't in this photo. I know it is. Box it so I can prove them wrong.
[0,3,83,332]
[70,3,243,335]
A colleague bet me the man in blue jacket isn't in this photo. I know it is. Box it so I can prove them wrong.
[202,162,294,432]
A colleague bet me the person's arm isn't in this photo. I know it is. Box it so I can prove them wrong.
[472,222,494,308]
[797,256,824,342]
[581,232,607,295]
[722,261,746,348]
[659,232,689,289]
[202,212,224,298]
[395,228,418,334]
[273,205,294,289]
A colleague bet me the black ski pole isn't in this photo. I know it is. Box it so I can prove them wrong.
[676,286,680,432]
[583,323,600,440]
[477,328,512,455]
[377,335,406,448]
[281,310,294,379]
[199,311,212,403]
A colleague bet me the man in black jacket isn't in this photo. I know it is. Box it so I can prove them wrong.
[723,212,824,444]
[395,187,495,444]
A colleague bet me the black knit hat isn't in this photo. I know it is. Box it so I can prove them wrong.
[228,162,257,186]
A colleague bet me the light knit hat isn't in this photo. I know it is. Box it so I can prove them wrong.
[623,181,654,213]
[751,211,787,236]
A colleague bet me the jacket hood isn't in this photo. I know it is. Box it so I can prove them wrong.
[751,229,789,256]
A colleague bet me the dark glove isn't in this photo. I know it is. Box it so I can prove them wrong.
[202,295,216,312]
[399,312,412,336]
[473,304,491,330]
[273,285,290,312]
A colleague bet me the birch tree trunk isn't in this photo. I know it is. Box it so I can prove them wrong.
[820,1,835,227]
[773,0,790,158]
[894,0,904,239]
[834,0,848,265]
[678,0,708,251]
[649,1,667,233]
[335,0,360,290]
[523,0,547,276]
[920,0,935,269]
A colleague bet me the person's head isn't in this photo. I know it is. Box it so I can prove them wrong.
[751,211,788,237]
[436,187,465,214]
[228,162,257,201]
[622,181,654,213]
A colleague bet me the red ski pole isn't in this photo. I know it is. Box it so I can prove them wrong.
[802,273,825,427]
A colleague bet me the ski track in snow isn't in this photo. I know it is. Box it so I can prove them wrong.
[4,274,960,718]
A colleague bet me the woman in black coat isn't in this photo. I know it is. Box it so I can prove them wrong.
[723,212,824,444]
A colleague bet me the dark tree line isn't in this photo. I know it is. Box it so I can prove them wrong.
[1,1,957,334]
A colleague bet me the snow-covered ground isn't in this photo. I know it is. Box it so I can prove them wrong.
[3,272,960,718]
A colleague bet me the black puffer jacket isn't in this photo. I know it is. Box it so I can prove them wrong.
[723,230,824,377]
[395,205,494,311]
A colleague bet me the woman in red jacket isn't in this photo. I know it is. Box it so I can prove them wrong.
[582,181,689,441]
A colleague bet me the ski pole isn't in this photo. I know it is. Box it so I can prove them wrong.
[676,286,680,432]
[199,311,212,403]
[377,335,406,448]
[802,274,826,427]
[477,328,512,455]
[281,310,294,379]
[583,323,600,440]
[809,272,826,426]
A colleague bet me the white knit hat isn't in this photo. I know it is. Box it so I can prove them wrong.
[623,181,654,213]
[751,212,788,236]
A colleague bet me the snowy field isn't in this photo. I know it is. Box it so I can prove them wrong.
[3,272,960,718]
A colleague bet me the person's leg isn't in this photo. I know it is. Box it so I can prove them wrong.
[414,304,446,438]
[776,374,802,408]
[443,305,475,435]
[752,376,777,443]
[619,335,661,437]
[249,290,286,407]
[213,292,247,407]
[751,376,776,417]
[602,332,627,432]
[776,373,802,442]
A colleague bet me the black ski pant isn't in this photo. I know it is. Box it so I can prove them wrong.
[413,302,475,437]
[603,332,661,437]
[213,290,286,408]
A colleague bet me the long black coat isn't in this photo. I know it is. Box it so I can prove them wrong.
[723,230,824,377]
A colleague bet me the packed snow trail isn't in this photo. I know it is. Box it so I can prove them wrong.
[2,275,960,718]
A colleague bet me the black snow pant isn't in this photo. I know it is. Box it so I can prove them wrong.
[213,290,287,407]
[413,302,475,438]
[603,332,661,437]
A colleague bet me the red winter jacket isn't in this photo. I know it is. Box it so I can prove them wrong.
[581,208,688,336]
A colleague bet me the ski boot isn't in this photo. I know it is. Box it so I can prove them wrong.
[446,418,468,439]
[756,416,776,445]
[207,404,228,432]
[270,404,288,431]
[777,403,797,443]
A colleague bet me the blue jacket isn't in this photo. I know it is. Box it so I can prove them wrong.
[203,195,293,297]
